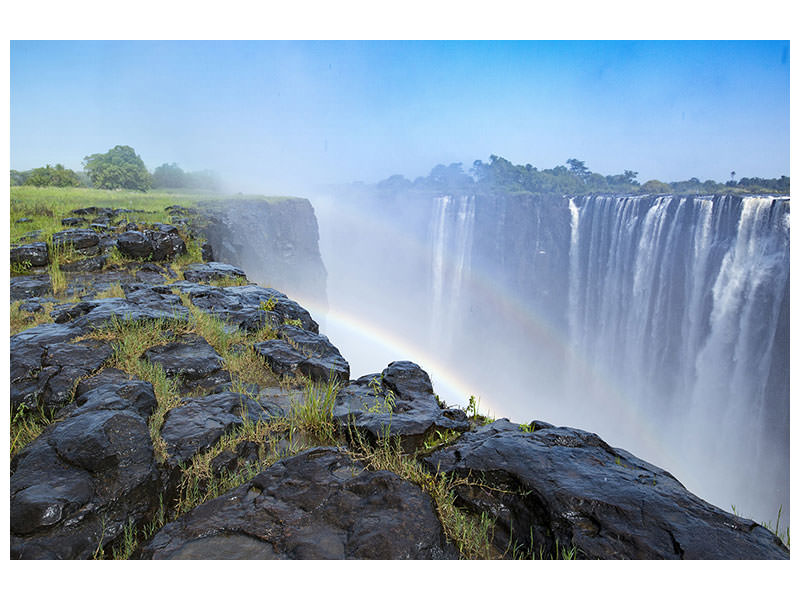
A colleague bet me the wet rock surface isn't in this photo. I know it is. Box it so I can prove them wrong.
[182,261,246,283]
[160,391,285,466]
[50,287,189,331]
[333,361,469,452]
[11,275,52,300]
[172,282,318,332]
[139,447,457,559]
[116,224,186,261]
[10,323,86,413]
[422,419,790,560]
[52,228,100,250]
[11,242,49,267]
[253,325,350,383]
[10,370,161,559]
[142,333,231,394]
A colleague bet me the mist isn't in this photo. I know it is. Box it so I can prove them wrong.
[10,40,790,529]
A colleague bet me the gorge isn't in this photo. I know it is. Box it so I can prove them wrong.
[312,191,790,528]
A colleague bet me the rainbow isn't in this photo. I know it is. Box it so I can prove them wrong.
[303,197,684,471]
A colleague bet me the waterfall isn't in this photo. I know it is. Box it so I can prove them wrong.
[429,195,476,353]
[567,194,790,523]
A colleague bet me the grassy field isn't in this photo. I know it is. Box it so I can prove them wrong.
[9,186,298,244]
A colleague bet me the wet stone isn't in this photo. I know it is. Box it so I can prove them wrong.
[11,242,49,267]
[142,333,230,394]
[422,419,790,560]
[182,262,246,284]
[160,391,284,466]
[52,228,100,250]
[11,275,52,301]
[10,372,160,559]
[140,448,457,559]
[333,361,469,452]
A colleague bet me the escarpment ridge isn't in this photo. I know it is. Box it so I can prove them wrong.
[9,198,789,560]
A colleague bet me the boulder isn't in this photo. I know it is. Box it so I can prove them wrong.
[141,333,230,393]
[10,371,160,559]
[11,242,49,267]
[61,217,85,227]
[333,361,469,452]
[52,228,100,250]
[421,419,790,560]
[160,391,285,466]
[116,225,186,262]
[139,447,457,559]
[182,261,246,283]
[253,337,349,383]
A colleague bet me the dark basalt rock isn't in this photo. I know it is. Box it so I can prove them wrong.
[59,255,106,272]
[139,447,457,559]
[61,217,85,227]
[160,391,285,466]
[135,263,168,284]
[10,372,160,559]
[171,282,318,333]
[333,361,469,452]
[142,333,230,394]
[65,368,158,419]
[117,225,186,262]
[18,299,45,313]
[50,290,189,332]
[201,241,214,262]
[11,335,113,414]
[52,228,100,250]
[182,261,246,283]
[253,336,349,383]
[10,323,82,412]
[11,242,49,267]
[422,419,790,560]
[11,275,52,301]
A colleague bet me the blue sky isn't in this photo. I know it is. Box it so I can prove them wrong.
[10,40,790,194]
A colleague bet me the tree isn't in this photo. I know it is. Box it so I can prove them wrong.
[83,145,151,191]
[567,158,590,183]
[640,179,672,194]
[152,162,186,188]
[25,164,81,187]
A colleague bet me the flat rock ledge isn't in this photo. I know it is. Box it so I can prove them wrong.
[139,447,457,559]
[333,361,469,452]
[422,419,790,560]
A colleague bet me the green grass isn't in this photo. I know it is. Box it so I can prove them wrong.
[10,299,56,335]
[348,426,498,559]
[289,378,342,445]
[10,404,53,458]
[11,186,302,244]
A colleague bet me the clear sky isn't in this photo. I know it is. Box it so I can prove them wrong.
[10,40,790,195]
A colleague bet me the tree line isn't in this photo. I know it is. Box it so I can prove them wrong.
[375,155,790,197]
[10,145,221,192]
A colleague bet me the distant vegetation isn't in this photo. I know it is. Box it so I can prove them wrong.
[374,155,790,197]
[11,144,221,192]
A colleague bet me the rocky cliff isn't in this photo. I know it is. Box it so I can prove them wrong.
[197,197,327,308]
[8,200,789,560]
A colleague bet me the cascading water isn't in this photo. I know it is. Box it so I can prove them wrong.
[566,194,789,524]
[315,190,788,527]
[429,195,475,354]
